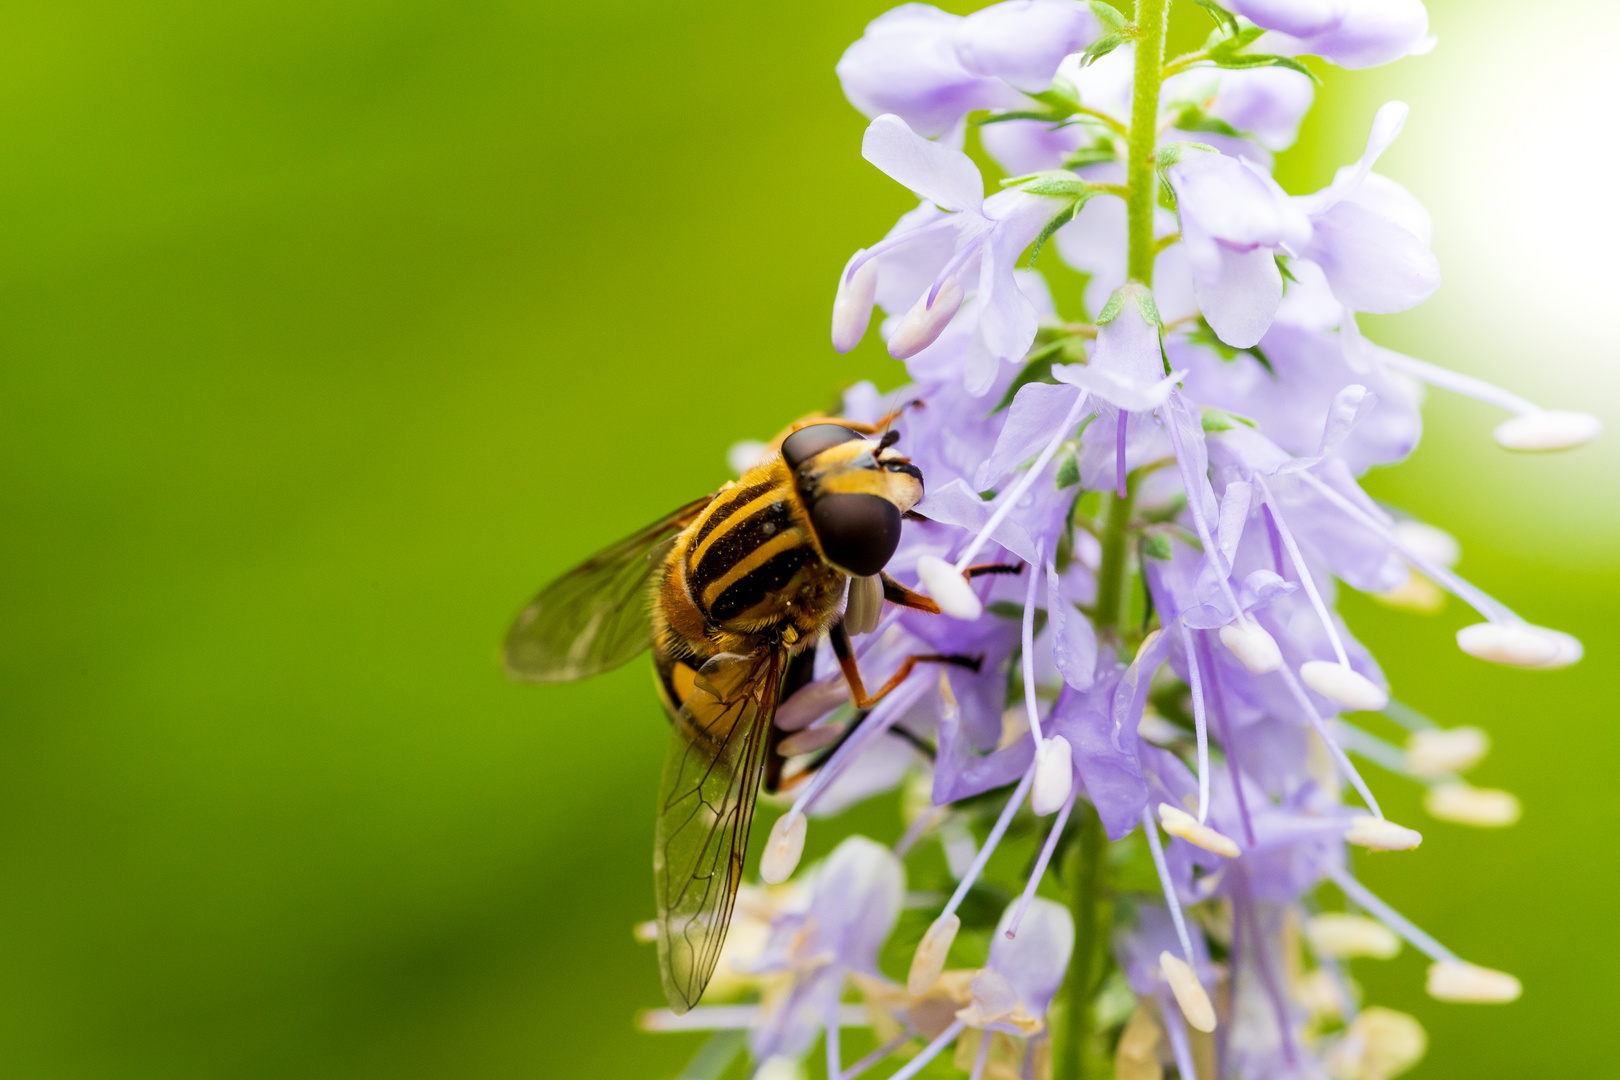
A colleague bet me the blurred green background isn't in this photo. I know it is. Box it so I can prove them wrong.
[1,1,1612,1077]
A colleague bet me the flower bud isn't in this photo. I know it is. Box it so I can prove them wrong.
[1300,661,1389,712]
[1306,913,1401,959]
[908,912,961,996]
[759,813,807,884]
[1404,726,1488,779]
[1158,803,1241,858]
[1345,816,1422,851]
[832,256,879,353]
[1423,782,1521,827]
[1425,960,1521,1003]
[916,555,982,620]
[1492,410,1601,452]
[888,277,964,360]
[777,722,847,757]
[1219,619,1282,673]
[1159,951,1217,1032]
[1456,622,1582,669]
[1031,735,1073,816]
[726,439,769,476]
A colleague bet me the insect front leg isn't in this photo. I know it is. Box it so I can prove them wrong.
[827,620,982,709]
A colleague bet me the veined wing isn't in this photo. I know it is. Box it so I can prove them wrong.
[654,647,785,1014]
[502,494,714,683]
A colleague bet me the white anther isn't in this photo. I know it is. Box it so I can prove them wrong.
[755,1055,807,1080]
[1425,960,1522,1003]
[759,813,807,884]
[1376,568,1446,613]
[1159,951,1217,1033]
[1306,913,1401,959]
[1423,782,1521,827]
[1456,622,1581,669]
[1492,410,1602,452]
[1157,803,1241,858]
[726,439,769,476]
[1321,1007,1428,1080]
[908,912,961,996]
[832,257,879,353]
[916,554,983,620]
[888,277,964,360]
[1300,661,1389,712]
[1345,816,1423,851]
[1032,735,1074,816]
[1391,520,1460,568]
[1404,726,1489,779]
[845,573,884,636]
[1219,619,1282,674]
[777,723,847,757]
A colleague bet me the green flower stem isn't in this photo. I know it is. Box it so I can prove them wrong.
[1125,0,1171,285]
[1092,477,1141,637]
[1059,806,1107,1080]
[1062,10,1170,1074]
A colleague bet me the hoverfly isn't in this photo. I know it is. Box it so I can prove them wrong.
[503,413,1012,1013]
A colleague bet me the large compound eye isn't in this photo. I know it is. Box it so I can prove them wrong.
[782,424,863,471]
[810,492,902,577]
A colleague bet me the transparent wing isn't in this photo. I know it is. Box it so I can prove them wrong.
[654,648,784,1014]
[502,494,714,683]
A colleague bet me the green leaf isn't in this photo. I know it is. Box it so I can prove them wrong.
[1008,170,1090,198]
[1193,0,1238,34]
[1135,289,1162,327]
[1063,144,1119,168]
[1096,290,1125,325]
[1201,407,1257,432]
[1143,533,1173,561]
[1208,51,1321,81]
[1055,448,1081,489]
[1167,104,1242,139]
[1088,0,1128,33]
[1026,199,1082,267]
[1081,31,1127,66]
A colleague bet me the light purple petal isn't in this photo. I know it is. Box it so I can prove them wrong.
[837,4,1029,138]
[1302,198,1439,313]
[954,0,1095,93]
[862,113,987,213]
[1047,556,1097,690]
[1191,243,1283,348]
[975,381,1084,488]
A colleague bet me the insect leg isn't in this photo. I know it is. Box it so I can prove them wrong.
[879,572,941,614]
[964,562,1024,579]
[828,620,982,709]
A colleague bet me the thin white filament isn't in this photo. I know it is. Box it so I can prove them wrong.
[1275,665,1384,819]
[826,994,843,1080]
[1159,394,1245,618]
[955,392,1090,571]
[1005,780,1078,938]
[886,1019,965,1080]
[1297,471,1516,623]
[1376,350,1538,416]
[1022,542,1046,752]
[1161,999,1200,1080]
[839,1032,914,1080]
[1177,619,1212,823]
[1141,806,1196,962]
[1255,475,1351,667]
[940,762,1037,919]
[1326,865,1460,963]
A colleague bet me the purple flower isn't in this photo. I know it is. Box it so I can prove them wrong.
[1165,146,1308,347]
[832,115,1067,393]
[1230,0,1435,69]
[836,1,1096,138]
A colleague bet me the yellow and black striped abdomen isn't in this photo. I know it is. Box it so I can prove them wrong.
[685,470,819,626]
